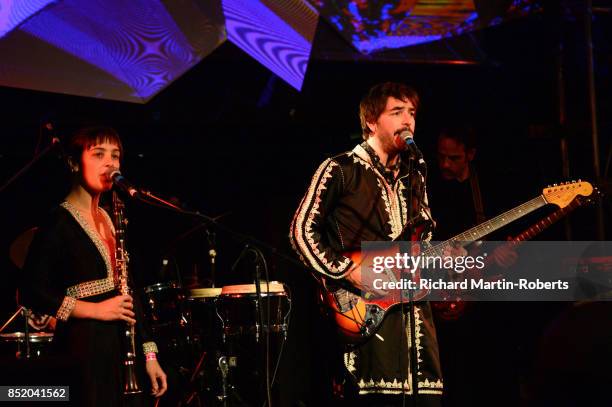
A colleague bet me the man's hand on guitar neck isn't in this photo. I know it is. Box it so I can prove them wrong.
[441,243,469,282]
[464,240,518,280]
[345,262,390,298]
[490,243,518,269]
[441,242,468,259]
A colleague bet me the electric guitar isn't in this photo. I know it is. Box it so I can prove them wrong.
[321,181,594,343]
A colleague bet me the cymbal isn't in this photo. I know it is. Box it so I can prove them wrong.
[9,227,38,269]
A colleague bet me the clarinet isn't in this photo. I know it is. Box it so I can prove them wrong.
[112,191,142,395]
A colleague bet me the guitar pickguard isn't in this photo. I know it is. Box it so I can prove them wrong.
[362,303,384,336]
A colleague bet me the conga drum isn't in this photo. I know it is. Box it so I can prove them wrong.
[214,281,291,405]
[187,287,222,349]
[215,281,290,340]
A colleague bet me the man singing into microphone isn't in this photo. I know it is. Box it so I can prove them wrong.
[290,82,443,406]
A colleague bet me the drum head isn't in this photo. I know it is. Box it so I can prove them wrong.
[220,281,285,296]
[0,332,53,343]
[189,287,222,299]
[144,281,181,293]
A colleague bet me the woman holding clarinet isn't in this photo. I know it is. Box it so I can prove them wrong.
[21,126,167,406]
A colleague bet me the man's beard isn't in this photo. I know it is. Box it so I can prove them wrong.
[441,169,458,180]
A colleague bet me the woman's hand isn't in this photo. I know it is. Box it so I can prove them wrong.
[94,295,135,324]
[145,359,168,397]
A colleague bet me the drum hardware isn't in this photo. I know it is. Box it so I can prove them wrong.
[0,332,54,359]
[216,355,245,407]
[180,351,207,406]
[0,306,33,359]
[245,244,271,407]
[206,228,217,287]
[218,356,229,406]
[254,262,263,343]
[1,306,54,360]
[23,308,31,359]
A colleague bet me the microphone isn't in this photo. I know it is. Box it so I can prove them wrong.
[106,168,139,197]
[400,130,426,166]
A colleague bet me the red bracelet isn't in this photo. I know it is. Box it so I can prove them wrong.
[145,352,157,361]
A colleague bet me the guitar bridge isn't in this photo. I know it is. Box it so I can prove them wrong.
[361,304,384,335]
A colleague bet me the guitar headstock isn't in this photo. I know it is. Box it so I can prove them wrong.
[543,180,594,208]
[575,185,602,207]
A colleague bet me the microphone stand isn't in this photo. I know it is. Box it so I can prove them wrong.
[404,158,419,407]
[0,306,25,334]
[206,229,217,288]
[23,308,31,360]
[135,189,305,269]
[398,144,427,407]
[0,137,61,194]
[0,306,32,359]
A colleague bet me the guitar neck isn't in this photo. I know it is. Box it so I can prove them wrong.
[425,195,549,257]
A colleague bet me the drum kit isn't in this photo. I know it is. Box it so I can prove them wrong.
[0,279,291,406]
[142,279,291,406]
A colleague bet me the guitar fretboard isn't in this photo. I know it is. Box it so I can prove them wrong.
[424,195,548,257]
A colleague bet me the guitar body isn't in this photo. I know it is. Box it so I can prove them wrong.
[322,226,430,343]
[323,277,429,343]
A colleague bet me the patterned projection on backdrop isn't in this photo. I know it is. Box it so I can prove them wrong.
[0,0,543,100]
[223,0,319,90]
[19,0,197,100]
[310,0,542,54]
[0,0,226,103]
[0,0,56,39]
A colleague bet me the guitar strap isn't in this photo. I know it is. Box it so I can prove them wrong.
[468,163,486,224]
